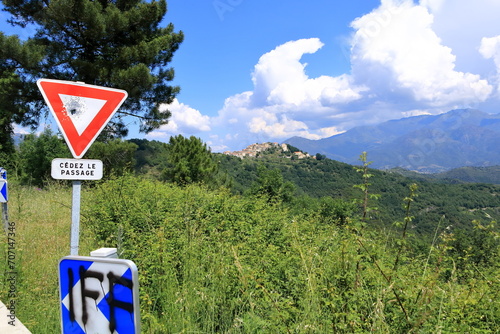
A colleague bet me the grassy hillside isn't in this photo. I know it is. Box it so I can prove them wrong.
[217,152,500,237]
[1,174,499,333]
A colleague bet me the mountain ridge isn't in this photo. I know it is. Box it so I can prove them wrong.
[284,109,500,172]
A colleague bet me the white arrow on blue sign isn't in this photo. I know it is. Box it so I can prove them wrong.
[59,256,140,334]
[0,179,7,203]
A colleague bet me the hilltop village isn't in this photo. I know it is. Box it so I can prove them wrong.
[223,142,312,159]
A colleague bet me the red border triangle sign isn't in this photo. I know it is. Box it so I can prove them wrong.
[37,79,128,158]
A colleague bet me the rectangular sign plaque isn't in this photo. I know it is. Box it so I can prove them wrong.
[51,158,103,180]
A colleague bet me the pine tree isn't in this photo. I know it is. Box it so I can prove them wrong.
[162,135,218,185]
[0,32,44,153]
[1,0,183,137]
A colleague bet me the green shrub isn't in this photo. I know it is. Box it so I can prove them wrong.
[78,175,500,333]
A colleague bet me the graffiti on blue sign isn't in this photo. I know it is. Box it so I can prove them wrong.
[59,257,140,334]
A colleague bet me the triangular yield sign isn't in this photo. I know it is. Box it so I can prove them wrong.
[37,79,128,158]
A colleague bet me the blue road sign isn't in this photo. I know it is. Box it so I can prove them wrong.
[59,256,140,334]
[0,180,7,203]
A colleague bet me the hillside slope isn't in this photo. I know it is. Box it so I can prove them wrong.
[217,148,500,236]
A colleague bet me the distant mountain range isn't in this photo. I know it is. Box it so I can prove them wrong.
[284,109,500,173]
[387,166,500,185]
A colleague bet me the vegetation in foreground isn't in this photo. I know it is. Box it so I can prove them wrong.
[0,134,499,332]
[0,171,499,333]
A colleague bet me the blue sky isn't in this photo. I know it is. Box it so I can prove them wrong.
[3,0,500,152]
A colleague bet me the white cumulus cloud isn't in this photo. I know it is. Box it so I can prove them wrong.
[146,99,211,139]
[480,35,500,93]
[251,38,365,107]
[350,0,492,107]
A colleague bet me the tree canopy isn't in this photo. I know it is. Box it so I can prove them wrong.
[162,135,218,185]
[17,127,70,186]
[249,165,296,203]
[0,32,44,153]
[0,0,183,145]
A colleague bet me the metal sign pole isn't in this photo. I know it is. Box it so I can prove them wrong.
[1,202,8,233]
[70,181,81,255]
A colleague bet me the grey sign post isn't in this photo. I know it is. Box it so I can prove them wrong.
[51,158,104,255]
[50,159,104,255]
[0,168,8,232]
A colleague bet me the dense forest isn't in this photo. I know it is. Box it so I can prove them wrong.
[0,133,499,332]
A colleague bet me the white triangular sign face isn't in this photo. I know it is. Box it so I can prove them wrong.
[37,79,128,158]
[59,95,107,135]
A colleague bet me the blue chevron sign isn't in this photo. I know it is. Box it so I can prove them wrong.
[59,256,140,334]
[0,168,6,203]
[0,179,7,203]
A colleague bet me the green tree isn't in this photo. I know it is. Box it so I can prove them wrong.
[128,138,169,175]
[1,0,183,136]
[315,153,326,161]
[86,138,138,179]
[448,220,499,269]
[318,196,357,226]
[18,128,70,186]
[286,144,301,153]
[0,33,44,153]
[162,135,218,185]
[249,165,295,203]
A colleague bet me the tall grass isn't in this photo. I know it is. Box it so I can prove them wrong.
[1,175,499,333]
[0,181,98,332]
[84,175,499,333]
